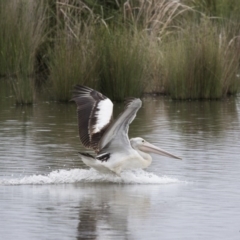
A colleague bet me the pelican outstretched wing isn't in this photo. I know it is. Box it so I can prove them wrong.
[98,97,142,152]
[71,85,113,152]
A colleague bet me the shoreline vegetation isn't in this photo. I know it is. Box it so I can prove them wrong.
[0,0,240,104]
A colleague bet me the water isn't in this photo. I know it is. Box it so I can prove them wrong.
[1,90,240,240]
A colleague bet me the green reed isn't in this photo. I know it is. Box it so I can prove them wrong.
[0,0,47,104]
[0,0,239,103]
[162,19,240,100]
[97,28,147,101]
[48,31,99,102]
[47,0,100,102]
[187,0,240,18]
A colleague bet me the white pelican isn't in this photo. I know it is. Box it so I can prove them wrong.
[71,85,181,175]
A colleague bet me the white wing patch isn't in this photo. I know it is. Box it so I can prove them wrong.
[92,98,113,133]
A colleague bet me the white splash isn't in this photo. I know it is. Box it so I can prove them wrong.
[0,168,180,185]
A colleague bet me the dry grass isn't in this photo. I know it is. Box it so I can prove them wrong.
[124,0,193,37]
[47,1,102,102]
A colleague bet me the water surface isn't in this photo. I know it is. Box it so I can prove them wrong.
[1,90,240,239]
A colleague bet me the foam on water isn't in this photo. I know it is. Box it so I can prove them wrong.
[0,168,180,185]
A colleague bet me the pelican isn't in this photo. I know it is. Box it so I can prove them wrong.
[71,85,181,175]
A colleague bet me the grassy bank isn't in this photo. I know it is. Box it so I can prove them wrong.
[0,0,239,103]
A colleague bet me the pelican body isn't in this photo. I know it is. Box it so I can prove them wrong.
[71,85,181,175]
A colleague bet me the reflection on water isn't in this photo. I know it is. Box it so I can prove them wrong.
[0,100,85,176]
[76,184,152,240]
[1,86,240,239]
[167,98,239,137]
[0,184,164,240]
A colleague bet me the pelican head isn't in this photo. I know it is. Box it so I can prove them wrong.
[130,137,181,160]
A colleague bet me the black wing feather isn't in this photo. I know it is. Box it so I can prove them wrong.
[71,85,113,152]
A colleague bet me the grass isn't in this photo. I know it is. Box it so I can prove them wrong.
[47,1,101,102]
[48,1,148,102]
[123,0,193,38]
[0,0,239,103]
[97,28,147,101]
[48,26,148,102]
[0,0,47,104]
[187,0,240,18]
[221,34,240,95]
[161,18,240,100]
[47,28,99,102]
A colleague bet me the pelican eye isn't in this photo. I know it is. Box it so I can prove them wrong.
[142,140,144,143]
